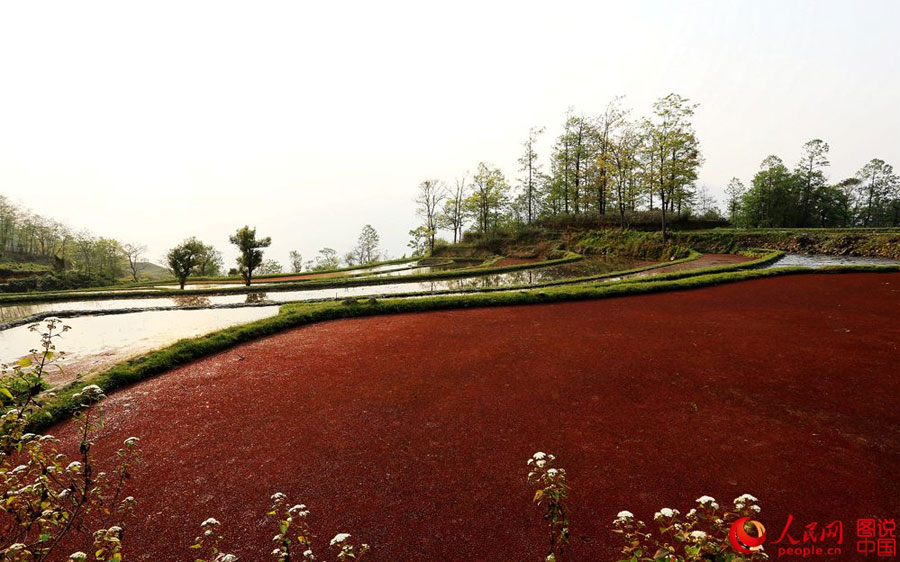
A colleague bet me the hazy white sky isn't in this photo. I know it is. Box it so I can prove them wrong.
[1,0,898,266]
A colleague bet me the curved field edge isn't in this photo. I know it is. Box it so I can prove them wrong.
[26,261,899,431]
[0,253,582,305]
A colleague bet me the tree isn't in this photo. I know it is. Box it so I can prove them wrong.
[313,247,339,270]
[854,159,898,226]
[258,259,283,275]
[740,155,797,227]
[229,225,272,286]
[122,243,147,282]
[352,224,381,265]
[724,177,746,224]
[166,237,205,289]
[415,179,447,254]
[795,139,830,227]
[590,97,627,216]
[643,93,701,240]
[440,175,468,244]
[289,250,303,273]
[465,163,509,235]
[609,122,643,227]
[518,127,544,223]
[195,243,223,276]
[407,226,429,257]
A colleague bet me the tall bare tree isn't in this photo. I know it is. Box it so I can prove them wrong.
[518,127,544,224]
[441,175,468,244]
[123,243,147,282]
[415,179,447,254]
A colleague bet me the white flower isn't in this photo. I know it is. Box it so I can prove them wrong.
[660,508,675,518]
[690,530,707,539]
[124,436,139,447]
[696,495,716,505]
[616,510,634,519]
[303,549,314,559]
[68,552,88,561]
[751,505,761,513]
[533,452,547,460]
[271,492,287,502]
[218,555,238,562]
[201,517,220,527]
[535,459,546,468]
[686,508,697,518]
[734,493,758,504]
[66,461,82,472]
[330,533,351,546]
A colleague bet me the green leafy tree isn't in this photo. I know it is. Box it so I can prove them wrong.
[854,158,898,226]
[643,93,702,239]
[794,139,830,227]
[465,163,509,235]
[229,226,272,286]
[739,156,797,228]
[194,243,223,276]
[166,237,206,289]
[724,177,746,224]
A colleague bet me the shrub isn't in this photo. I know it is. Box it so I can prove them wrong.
[613,494,768,561]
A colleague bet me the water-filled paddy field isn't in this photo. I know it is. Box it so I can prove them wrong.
[3,252,898,385]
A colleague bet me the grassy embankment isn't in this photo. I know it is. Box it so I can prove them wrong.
[26,254,899,431]
[672,228,900,259]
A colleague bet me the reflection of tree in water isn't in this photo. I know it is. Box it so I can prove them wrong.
[0,305,42,323]
[172,295,212,308]
[245,292,270,304]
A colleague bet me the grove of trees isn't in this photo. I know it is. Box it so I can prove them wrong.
[735,145,899,228]
[409,93,710,253]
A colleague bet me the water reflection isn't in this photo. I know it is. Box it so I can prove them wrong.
[0,307,280,387]
[763,253,900,268]
[245,292,270,304]
[172,295,212,308]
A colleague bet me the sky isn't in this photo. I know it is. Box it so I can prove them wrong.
[1,0,898,267]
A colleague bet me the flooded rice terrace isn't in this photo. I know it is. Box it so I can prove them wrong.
[0,307,279,387]
[3,252,894,385]
[762,253,900,268]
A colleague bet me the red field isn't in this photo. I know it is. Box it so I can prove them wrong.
[56,273,900,561]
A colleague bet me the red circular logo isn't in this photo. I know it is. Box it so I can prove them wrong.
[729,517,766,554]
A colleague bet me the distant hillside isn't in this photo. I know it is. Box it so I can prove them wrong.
[135,261,172,281]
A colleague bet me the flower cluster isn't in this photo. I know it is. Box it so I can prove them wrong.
[2,321,141,562]
[527,452,570,562]
[613,494,769,561]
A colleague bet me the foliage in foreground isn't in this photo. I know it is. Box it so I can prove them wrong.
[1,319,140,561]
[613,495,768,562]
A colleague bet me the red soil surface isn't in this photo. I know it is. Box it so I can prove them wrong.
[55,273,900,561]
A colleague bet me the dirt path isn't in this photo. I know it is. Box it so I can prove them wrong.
[55,273,900,561]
